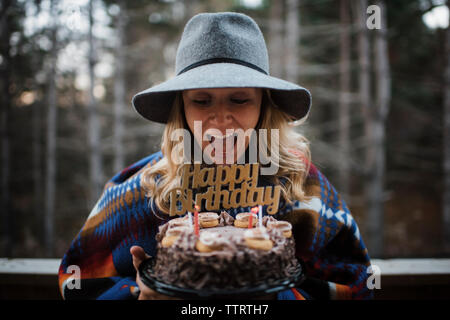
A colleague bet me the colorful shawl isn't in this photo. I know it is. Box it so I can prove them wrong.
[58,150,373,300]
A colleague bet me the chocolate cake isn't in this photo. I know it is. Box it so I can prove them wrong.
[150,211,299,290]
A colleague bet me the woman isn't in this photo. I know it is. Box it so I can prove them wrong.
[58,12,373,300]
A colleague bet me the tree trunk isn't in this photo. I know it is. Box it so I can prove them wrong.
[356,0,382,257]
[32,90,43,247]
[113,1,126,173]
[44,0,57,257]
[184,0,198,21]
[285,0,299,83]
[443,0,450,253]
[366,0,390,258]
[357,0,372,144]
[0,0,12,257]
[88,0,103,206]
[356,0,372,159]
[31,2,43,252]
[268,0,285,78]
[338,0,351,197]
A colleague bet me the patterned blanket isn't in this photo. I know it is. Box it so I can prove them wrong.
[58,150,373,300]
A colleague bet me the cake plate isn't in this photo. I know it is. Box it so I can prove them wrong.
[138,256,305,299]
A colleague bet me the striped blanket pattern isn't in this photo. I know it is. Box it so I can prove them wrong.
[58,150,373,300]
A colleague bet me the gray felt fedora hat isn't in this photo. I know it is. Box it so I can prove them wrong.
[132,12,312,124]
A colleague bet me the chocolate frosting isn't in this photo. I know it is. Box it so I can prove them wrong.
[151,211,298,290]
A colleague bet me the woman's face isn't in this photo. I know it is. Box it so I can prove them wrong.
[182,87,262,164]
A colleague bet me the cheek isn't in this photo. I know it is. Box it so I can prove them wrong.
[184,105,207,145]
[184,105,202,129]
[239,105,261,129]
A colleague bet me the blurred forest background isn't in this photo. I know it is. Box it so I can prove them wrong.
[0,0,449,259]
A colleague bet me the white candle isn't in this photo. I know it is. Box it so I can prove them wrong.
[188,211,193,230]
[258,205,263,228]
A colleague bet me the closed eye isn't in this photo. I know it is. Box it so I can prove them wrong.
[192,98,249,105]
[193,100,210,105]
[231,99,249,104]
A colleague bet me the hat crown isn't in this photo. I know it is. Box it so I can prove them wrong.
[175,12,269,75]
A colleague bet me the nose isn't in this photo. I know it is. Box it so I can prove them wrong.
[208,103,233,128]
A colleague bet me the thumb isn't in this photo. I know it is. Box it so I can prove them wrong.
[130,245,151,271]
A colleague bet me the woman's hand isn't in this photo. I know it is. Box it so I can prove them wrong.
[130,245,180,300]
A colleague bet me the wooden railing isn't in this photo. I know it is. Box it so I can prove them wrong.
[0,258,61,299]
[370,258,450,299]
[0,258,449,299]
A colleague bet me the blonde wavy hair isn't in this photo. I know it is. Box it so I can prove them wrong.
[141,89,311,215]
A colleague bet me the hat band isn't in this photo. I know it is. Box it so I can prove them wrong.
[177,57,268,76]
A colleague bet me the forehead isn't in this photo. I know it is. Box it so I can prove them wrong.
[183,87,260,96]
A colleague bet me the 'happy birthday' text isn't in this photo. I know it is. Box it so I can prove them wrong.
[168,163,281,216]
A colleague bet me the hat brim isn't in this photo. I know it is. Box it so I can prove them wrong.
[132,63,311,124]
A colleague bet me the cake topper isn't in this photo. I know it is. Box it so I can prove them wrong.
[167,163,281,216]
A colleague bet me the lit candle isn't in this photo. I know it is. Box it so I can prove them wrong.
[194,205,200,237]
[250,206,258,229]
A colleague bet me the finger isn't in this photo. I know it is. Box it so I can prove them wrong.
[130,245,152,259]
[130,246,149,270]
